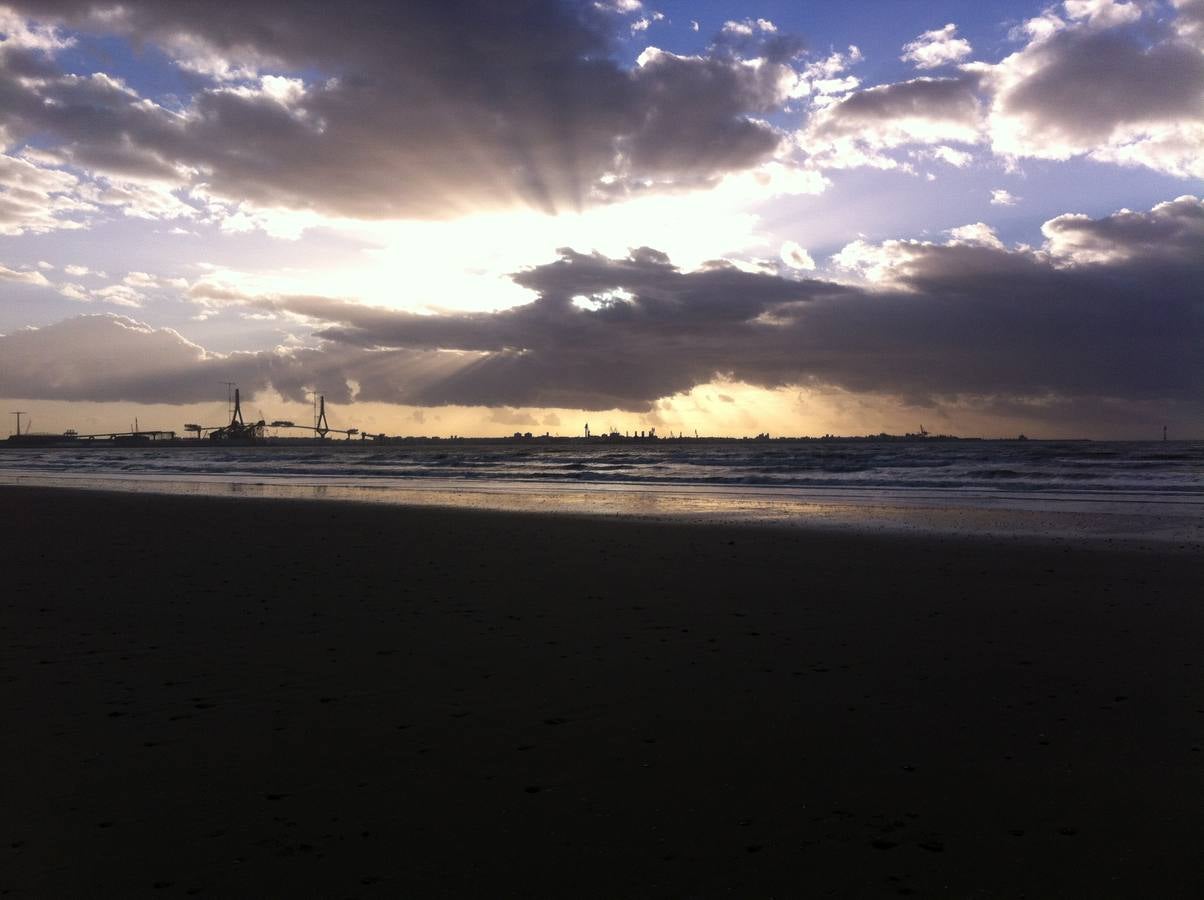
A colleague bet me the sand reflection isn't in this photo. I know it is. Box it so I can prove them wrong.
[0,471,1200,547]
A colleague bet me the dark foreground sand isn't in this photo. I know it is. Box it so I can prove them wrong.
[2,487,1202,898]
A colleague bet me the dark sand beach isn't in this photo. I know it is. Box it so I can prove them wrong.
[2,485,1202,897]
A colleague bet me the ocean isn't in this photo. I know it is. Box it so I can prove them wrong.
[2,440,1201,544]
[1,439,1200,495]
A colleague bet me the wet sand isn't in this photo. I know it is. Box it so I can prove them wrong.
[2,486,1202,897]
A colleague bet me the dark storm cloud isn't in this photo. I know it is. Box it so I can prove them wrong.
[0,1,795,217]
[4,198,1200,416]
[320,207,1201,409]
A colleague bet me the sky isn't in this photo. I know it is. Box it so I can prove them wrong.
[0,0,1201,439]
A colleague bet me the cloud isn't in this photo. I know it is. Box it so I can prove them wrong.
[900,24,973,70]
[0,263,51,286]
[56,282,89,301]
[713,18,801,63]
[487,407,540,427]
[0,313,490,410]
[0,153,92,235]
[929,145,975,167]
[779,241,815,270]
[619,47,791,189]
[1040,194,1204,264]
[798,75,983,168]
[3,0,1198,224]
[990,188,1019,205]
[93,284,145,307]
[945,222,1005,249]
[327,198,1198,412]
[596,0,643,13]
[797,1,1204,179]
[813,77,982,138]
[7,197,1196,431]
[0,315,217,401]
[0,15,207,233]
[0,1,812,221]
[1062,0,1143,29]
[981,2,1204,177]
[1175,0,1204,42]
[0,257,185,305]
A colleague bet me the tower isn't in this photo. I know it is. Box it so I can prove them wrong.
[315,395,330,438]
[231,388,245,427]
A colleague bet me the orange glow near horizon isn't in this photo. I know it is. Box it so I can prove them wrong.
[0,381,1147,442]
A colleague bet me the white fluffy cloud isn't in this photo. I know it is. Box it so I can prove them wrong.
[779,241,815,270]
[0,153,92,235]
[798,76,983,169]
[1062,0,1143,29]
[946,222,1005,249]
[56,283,90,301]
[0,263,51,286]
[798,1,1204,180]
[900,24,973,70]
[981,1,1204,177]
[930,145,975,167]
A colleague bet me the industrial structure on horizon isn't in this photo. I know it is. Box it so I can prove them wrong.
[5,385,382,447]
[3,386,1102,447]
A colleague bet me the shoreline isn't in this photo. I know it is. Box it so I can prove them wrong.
[1,473,1201,551]
[3,486,1202,896]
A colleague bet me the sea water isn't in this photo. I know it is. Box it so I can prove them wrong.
[1,440,1201,542]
